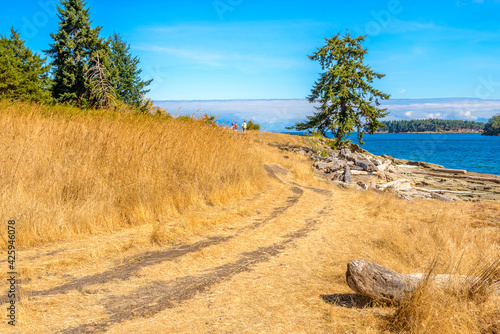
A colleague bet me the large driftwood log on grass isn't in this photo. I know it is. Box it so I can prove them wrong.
[346,260,500,303]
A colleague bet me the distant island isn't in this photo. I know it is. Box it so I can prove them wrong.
[376,119,484,133]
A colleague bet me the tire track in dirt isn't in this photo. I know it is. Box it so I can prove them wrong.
[62,215,326,334]
[265,163,332,196]
[0,166,304,305]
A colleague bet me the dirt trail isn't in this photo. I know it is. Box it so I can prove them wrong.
[4,164,338,333]
[63,216,323,333]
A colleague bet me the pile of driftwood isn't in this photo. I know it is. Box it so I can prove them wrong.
[272,142,500,201]
[312,147,395,183]
[273,143,421,198]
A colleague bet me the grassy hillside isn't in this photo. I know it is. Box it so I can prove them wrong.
[0,100,266,248]
[0,101,498,333]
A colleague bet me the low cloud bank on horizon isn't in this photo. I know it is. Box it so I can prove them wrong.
[155,98,500,131]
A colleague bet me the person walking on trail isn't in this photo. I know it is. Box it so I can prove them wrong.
[242,120,247,133]
[232,121,238,132]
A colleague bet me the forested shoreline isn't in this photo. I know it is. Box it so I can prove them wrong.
[377,119,485,133]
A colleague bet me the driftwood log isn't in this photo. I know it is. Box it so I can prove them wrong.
[430,167,467,174]
[412,187,485,195]
[346,260,500,303]
[430,192,453,201]
[376,160,392,172]
[414,171,500,184]
[343,165,353,184]
[376,179,411,191]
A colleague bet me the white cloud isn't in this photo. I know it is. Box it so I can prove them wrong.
[154,98,500,131]
[381,98,500,121]
[425,113,442,119]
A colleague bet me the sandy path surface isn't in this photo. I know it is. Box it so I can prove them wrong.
[1,164,352,333]
[3,158,498,333]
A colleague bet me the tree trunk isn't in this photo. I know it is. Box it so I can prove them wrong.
[343,165,353,184]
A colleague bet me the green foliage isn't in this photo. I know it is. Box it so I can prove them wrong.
[307,129,323,137]
[246,120,260,130]
[0,28,51,102]
[1,1,154,110]
[108,33,152,109]
[482,114,500,136]
[137,98,171,118]
[300,134,329,157]
[45,0,109,105]
[288,31,389,146]
[199,113,218,126]
[379,119,485,133]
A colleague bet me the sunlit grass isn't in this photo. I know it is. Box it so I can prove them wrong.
[0,100,265,249]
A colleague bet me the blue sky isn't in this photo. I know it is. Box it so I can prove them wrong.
[1,0,500,129]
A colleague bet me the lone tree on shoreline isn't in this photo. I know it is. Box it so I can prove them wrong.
[289,31,390,146]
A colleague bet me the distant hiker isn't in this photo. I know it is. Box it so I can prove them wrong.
[232,121,238,132]
[242,121,247,133]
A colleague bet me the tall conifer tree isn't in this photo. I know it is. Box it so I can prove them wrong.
[108,33,152,108]
[289,31,390,146]
[0,28,51,102]
[45,0,107,104]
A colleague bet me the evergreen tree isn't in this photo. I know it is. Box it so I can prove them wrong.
[246,120,260,130]
[0,28,51,102]
[483,114,500,136]
[378,119,485,133]
[45,0,108,105]
[108,33,152,108]
[288,31,390,146]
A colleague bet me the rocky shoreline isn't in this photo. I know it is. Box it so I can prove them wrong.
[270,138,500,202]
[375,130,483,134]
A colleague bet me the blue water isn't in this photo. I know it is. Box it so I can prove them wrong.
[287,132,500,175]
[350,133,500,175]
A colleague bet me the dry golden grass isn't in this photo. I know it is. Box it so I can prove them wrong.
[387,258,500,334]
[320,190,500,333]
[98,184,499,334]
[0,108,498,333]
[0,100,265,249]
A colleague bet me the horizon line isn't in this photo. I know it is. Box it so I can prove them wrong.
[153,97,500,102]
